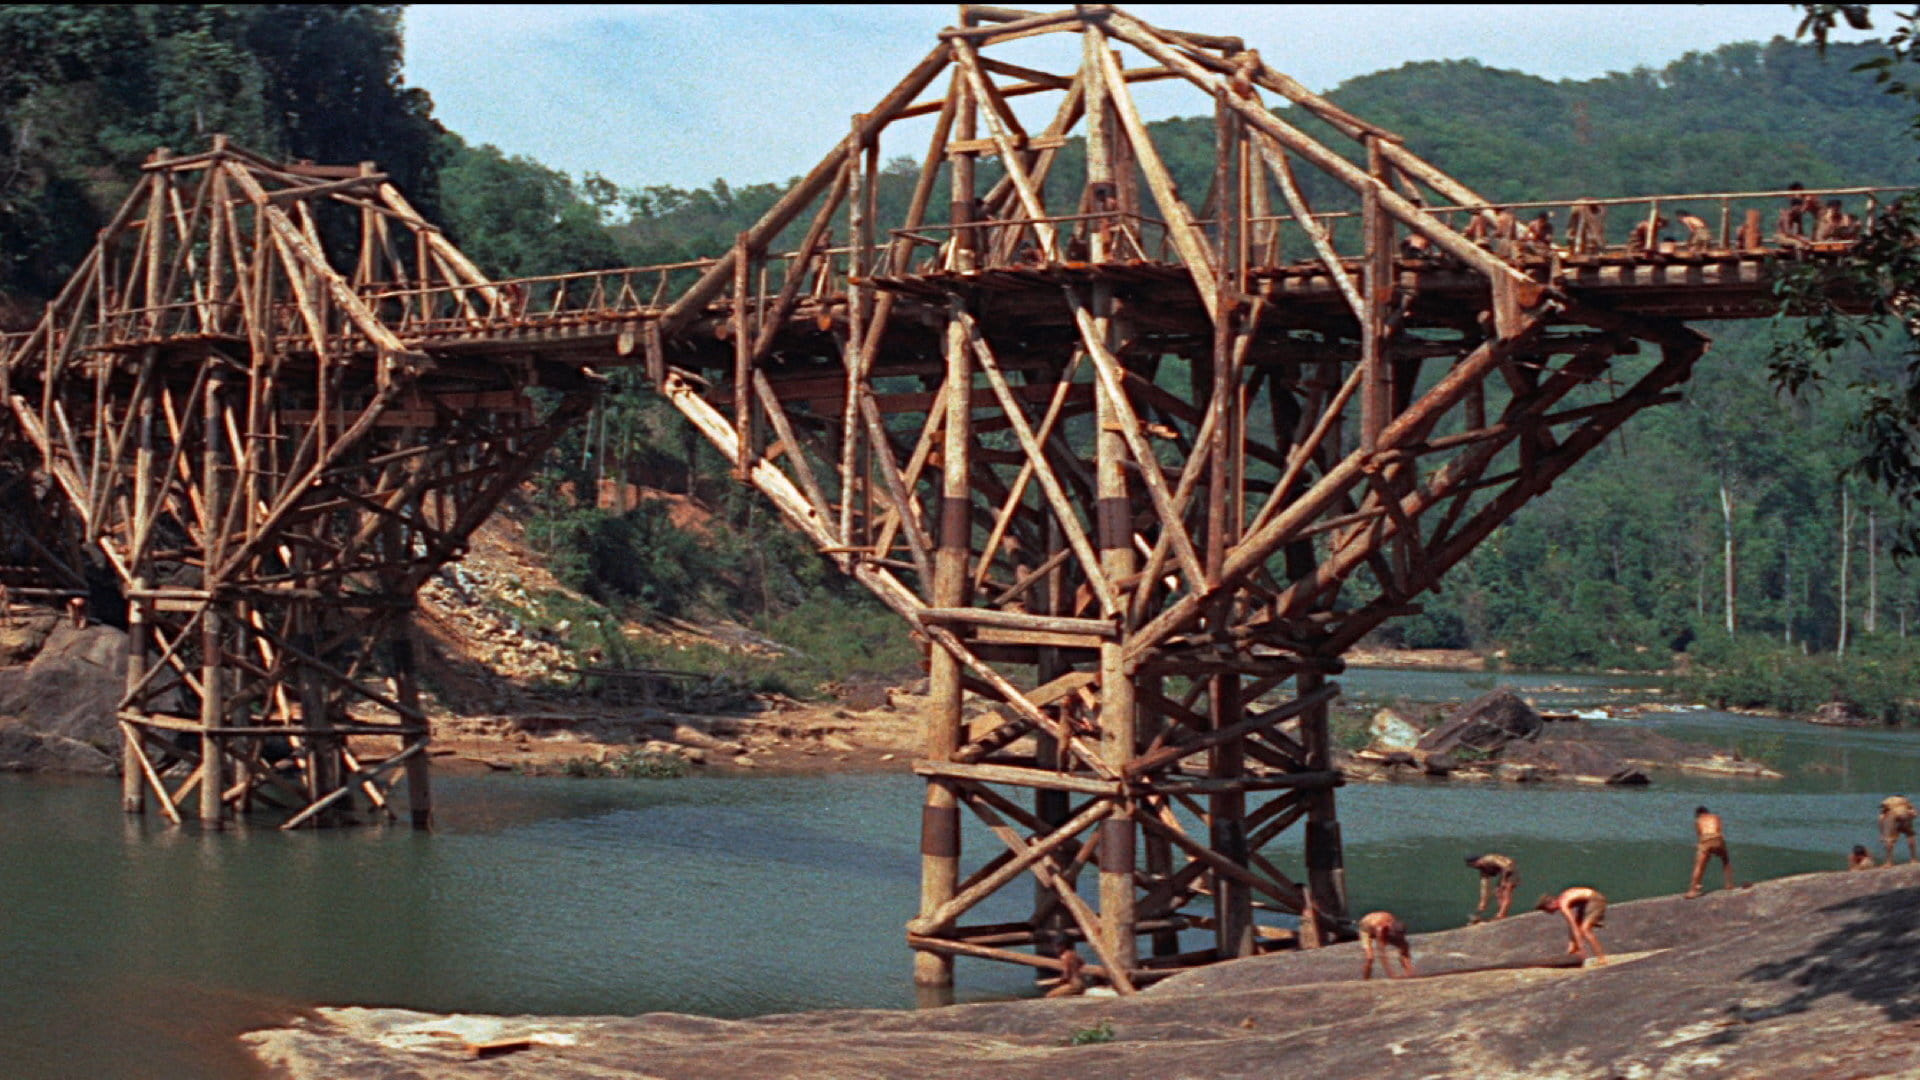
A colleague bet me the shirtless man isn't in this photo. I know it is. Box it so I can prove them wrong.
[1686,805,1734,898]
[1816,199,1860,242]
[1537,886,1608,963]
[1522,211,1554,255]
[1674,209,1712,253]
[1776,184,1815,248]
[1627,214,1668,254]
[1879,795,1918,865]
[1567,200,1607,254]
[1850,844,1878,871]
[1356,910,1417,980]
[1042,945,1087,998]
[1465,852,1519,922]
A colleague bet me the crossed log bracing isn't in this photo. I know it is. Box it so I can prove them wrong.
[0,4,1877,990]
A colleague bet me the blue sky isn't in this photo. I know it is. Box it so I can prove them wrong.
[401,5,1877,192]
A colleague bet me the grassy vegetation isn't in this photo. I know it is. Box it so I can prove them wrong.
[1066,1020,1115,1046]
[524,749,694,779]
[1674,632,1920,724]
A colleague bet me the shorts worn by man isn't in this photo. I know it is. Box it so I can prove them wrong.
[1537,886,1608,963]
[1686,805,1733,899]
[1465,852,1518,923]
[1880,796,1918,866]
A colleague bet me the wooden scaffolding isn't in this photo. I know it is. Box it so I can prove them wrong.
[0,138,597,829]
[5,2,1874,992]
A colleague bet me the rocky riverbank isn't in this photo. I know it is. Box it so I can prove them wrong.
[244,865,1920,1079]
[1340,689,1783,786]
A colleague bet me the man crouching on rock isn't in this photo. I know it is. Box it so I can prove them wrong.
[1357,911,1417,979]
[1538,886,1608,964]
[1465,852,1518,922]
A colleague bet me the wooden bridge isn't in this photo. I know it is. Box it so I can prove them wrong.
[0,4,1890,995]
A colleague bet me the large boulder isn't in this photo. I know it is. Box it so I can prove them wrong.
[0,612,58,664]
[0,621,129,772]
[1809,700,1875,727]
[1366,707,1425,752]
[0,723,115,774]
[1416,689,1542,755]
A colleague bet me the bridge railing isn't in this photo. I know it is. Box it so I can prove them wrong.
[1239,185,1908,269]
[29,183,1899,358]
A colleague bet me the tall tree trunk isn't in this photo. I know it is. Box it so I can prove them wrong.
[1719,480,1736,634]
[1839,488,1854,658]
[1783,541,1793,646]
[1867,508,1878,635]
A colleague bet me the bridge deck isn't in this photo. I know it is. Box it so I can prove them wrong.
[307,242,1838,361]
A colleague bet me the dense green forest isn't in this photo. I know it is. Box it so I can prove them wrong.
[6,7,1920,703]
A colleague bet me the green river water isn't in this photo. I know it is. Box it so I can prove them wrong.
[2,668,1916,1079]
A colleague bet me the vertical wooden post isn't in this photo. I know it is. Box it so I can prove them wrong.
[298,628,334,824]
[1083,32,1112,263]
[950,76,978,271]
[199,372,226,828]
[394,620,432,830]
[1085,32,1136,976]
[916,306,974,990]
[732,233,755,478]
[1360,137,1394,448]
[1207,91,1253,960]
[123,353,156,815]
[1296,668,1346,945]
[1093,279,1137,977]
[122,581,147,815]
[1034,514,1071,961]
[1139,677,1179,959]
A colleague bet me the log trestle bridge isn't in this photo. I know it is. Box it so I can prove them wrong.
[0,5,1892,994]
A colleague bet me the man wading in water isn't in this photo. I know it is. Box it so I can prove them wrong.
[1685,805,1733,899]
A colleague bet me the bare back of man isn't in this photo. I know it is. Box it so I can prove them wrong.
[1356,910,1417,980]
[1880,796,1918,865]
[1465,853,1519,923]
[1537,886,1608,964]
[1686,806,1733,898]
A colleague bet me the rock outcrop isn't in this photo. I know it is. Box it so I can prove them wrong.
[1416,689,1542,755]
[1366,707,1424,752]
[246,867,1920,1080]
[1810,700,1876,727]
[0,619,128,773]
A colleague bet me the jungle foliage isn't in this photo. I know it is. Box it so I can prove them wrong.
[7,9,1920,697]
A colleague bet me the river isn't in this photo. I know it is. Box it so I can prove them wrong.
[3,670,1916,1079]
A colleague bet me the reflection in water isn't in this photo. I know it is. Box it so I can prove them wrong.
[3,681,1918,1079]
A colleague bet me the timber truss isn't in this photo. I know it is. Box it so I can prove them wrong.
[617,5,1717,992]
[0,137,596,829]
[0,4,1876,993]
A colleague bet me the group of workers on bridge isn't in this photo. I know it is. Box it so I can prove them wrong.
[1352,794,1920,981]
[1408,184,1864,263]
